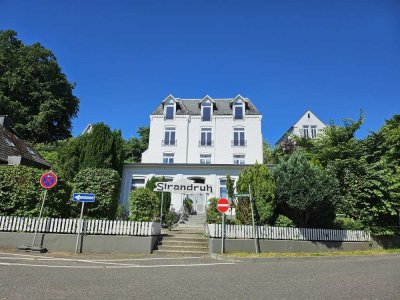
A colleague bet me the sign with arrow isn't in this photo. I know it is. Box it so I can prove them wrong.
[73,193,95,203]
[234,193,250,197]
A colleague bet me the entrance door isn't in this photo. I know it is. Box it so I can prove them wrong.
[187,177,206,214]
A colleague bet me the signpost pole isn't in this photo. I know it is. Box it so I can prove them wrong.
[31,189,47,247]
[249,184,259,254]
[221,213,225,254]
[160,192,164,226]
[75,202,85,254]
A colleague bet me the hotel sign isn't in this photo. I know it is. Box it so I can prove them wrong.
[154,180,214,194]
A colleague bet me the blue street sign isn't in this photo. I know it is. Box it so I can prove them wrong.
[73,193,95,203]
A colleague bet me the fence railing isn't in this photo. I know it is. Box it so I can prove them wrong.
[207,224,370,242]
[0,216,161,236]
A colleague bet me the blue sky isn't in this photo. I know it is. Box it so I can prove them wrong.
[1,0,399,144]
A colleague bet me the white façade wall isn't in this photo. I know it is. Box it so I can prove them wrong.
[142,113,263,164]
[292,111,326,138]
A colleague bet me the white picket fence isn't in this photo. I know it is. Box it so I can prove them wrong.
[207,224,371,242]
[0,216,161,236]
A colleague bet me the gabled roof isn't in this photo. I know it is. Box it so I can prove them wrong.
[0,116,50,169]
[151,95,261,116]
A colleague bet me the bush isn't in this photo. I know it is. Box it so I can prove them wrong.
[274,215,295,227]
[334,217,364,230]
[165,210,180,229]
[145,176,171,218]
[206,197,222,224]
[183,198,193,214]
[129,188,159,221]
[72,168,121,219]
[0,165,74,217]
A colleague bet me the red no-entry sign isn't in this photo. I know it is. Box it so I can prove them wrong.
[40,172,58,189]
[217,198,230,213]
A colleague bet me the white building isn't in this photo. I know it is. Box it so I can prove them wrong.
[119,94,263,214]
[275,110,326,146]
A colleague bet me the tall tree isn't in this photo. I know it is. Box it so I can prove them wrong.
[0,30,79,143]
[124,126,150,162]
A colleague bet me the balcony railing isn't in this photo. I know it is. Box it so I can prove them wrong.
[162,140,177,146]
[231,140,247,147]
[198,140,214,147]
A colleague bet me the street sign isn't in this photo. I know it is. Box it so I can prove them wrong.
[234,193,250,197]
[73,193,95,203]
[154,180,214,195]
[40,172,58,189]
[217,198,230,214]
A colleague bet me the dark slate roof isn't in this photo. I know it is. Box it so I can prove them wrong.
[151,97,261,116]
[0,116,50,169]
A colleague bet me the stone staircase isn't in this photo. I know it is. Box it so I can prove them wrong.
[155,214,208,256]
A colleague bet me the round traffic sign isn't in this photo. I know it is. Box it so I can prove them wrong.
[217,198,230,213]
[40,172,58,189]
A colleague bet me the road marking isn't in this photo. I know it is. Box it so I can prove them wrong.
[0,261,235,269]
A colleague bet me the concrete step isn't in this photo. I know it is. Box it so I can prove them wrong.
[158,245,208,251]
[163,237,206,243]
[156,249,209,256]
[162,240,207,245]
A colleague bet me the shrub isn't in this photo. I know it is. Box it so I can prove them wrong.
[274,215,295,227]
[165,211,180,230]
[334,217,364,230]
[129,188,159,221]
[183,198,193,214]
[145,176,171,218]
[72,168,121,219]
[0,165,73,217]
[206,197,222,224]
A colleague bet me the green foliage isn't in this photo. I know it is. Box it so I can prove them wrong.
[124,127,150,163]
[0,165,74,217]
[145,176,171,217]
[226,174,234,200]
[206,197,222,224]
[165,211,180,229]
[274,215,295,227]
[263,141,274,164]
[57,123,124,180]
[236,163,275,225]
[72,168,121,219]
[129,188,159,221]
[0,30,79,143]
[334,217,364,230]
[274,151,340,228]
[183,198,193,214]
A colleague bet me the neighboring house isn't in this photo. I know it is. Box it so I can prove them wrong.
[120,95,263,214]
[275,110,326,146]
[0,115,50,169]
[81,124,94,135]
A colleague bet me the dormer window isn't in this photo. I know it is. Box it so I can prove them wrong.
[202,101,212,122]
[5,138,15,147]
[234,101,244,120]
[165,99,175,120]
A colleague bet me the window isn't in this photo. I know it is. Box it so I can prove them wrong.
[163,153,174,164]
[311,126,317,139]
[27,147,36,155]
[233,154,245,165]
[165,99,175,120]
[219,179,227,199]
[233,128,246,146]
[5,138,15,147]
[131,178,145,191]
[163,127,176,145]
[302,126,309,138]
[202,101,212,122]
[234,101,244,120]
[200,128,212,146]
[200,154,211,164]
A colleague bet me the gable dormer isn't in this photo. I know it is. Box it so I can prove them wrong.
[231,95,248,120]
[199,95,215,122]
[162,95,177,120]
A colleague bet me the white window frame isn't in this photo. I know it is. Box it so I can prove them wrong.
[163,127,176,146]
[200,128,213,146]
[233,100,244,120]
[201,101,212,122]
[233,127,246,146]
[131,177,146,191]
[200,154,212,164]
[5,138,15,147]
[163,153,174,164]
[164,99,175,120]
[302,126,309,138]
[233,154,245,165]
[311,126,317,139]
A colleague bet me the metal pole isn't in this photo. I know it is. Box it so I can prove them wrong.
[75,202,85,254]
[221,213,225,254]
[32,189,47,247]
[249,184,259,254]
[160,192,164,225]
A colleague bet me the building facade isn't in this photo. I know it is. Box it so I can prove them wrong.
[275,110,326,146]
[119,95,263,214]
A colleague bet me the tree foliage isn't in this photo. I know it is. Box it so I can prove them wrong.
[145,176,171,218]
[0,30,79,143]
[236,163,275,225]
[274,151,340,228]
[0,166,74,217]
[129,188,159,221]
[72,168,121,219]
[124,127,150,163]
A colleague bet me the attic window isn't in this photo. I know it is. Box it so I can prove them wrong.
[234,101,244,120]
[27,147,36,155]
[5,138,15,147]
[165,99,175,120]
[308,113,311,119]
[202,101,212,121]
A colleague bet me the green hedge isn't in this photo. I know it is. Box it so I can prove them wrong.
[129,188,159,221]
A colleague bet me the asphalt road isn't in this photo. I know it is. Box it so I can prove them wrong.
[0,251,399,300]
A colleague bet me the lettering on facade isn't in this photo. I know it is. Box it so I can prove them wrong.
[154,182,214,194]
